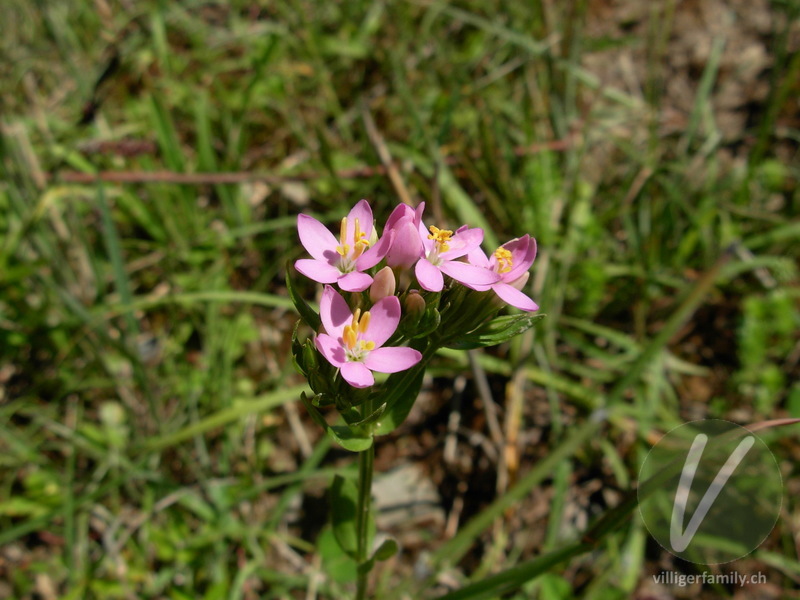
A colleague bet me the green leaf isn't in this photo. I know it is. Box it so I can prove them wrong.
[318,526,358,583]
[446,314,544,350]
[301,393,373,452]
[328,426,374,452]
[285,262,321,331]
[357,544,396,579]
[411,306,442,339]
[291,321,306,375]
[373,363,426,436]
[373,537,399,561]
[330,475,359,558]
[345,403,387,428]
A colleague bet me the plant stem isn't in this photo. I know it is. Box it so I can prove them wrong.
[355,440,375,600]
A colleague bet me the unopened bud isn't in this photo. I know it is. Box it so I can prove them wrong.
[369,267,396,302]
[385,217,423,269]
[403,290,426,317]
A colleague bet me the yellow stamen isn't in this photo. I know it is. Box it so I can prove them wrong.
[354,218,363,244]
[335,216,371,259]
[359,311,371,334]
[352,218,371,259]
[342,310,374,354]
[494,247,513,273]
[343,325,357,350]
[335,217,350,257]
[428,225,453,253]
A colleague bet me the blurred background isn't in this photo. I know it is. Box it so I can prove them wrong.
[1,1,799,598]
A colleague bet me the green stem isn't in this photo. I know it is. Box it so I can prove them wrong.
[355,441,375,600]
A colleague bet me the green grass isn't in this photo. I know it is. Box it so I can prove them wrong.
[1,0,799,598]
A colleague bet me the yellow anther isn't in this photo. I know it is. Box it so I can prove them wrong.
[342,310,375,356]
[352,218,371,259]
[335,217,371,259]
[494,247,513,273]
[428,225,453,252]
[354,218,366,243]
[343,325,357,350]
[359,311,371,334]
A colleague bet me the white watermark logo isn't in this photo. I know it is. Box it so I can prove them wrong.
[638,420,782,564]
[653,570,766,587]
[669,433,755,552]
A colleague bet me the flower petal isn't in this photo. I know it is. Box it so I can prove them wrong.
[493,282,539,312]
[501,235,537,282]
[315,333,347,367]
[413,202,426,228]
[364,346,422,373]
[467,246,490,268]
[297,214,339,261]
[364,296,401,347]
[385,218,423,269]
[415,258,444,292]
[356,228,394,270]
[347,199,374,240]
[384,202,415,231]
[439,260,500,286]
[523,236,537,268]
[295,259,341,284]
[462,280,493,292]
[341,361,374,388]
[320,285,352,338]
[440,227,484,260]
[338,271,373,292]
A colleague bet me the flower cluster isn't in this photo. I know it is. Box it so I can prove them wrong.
[292,200,538,389]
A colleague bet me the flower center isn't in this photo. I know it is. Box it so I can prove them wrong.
[342,308,375,361]
[494,247,513,273]
[335,217,371,263]
[427,226,453,254]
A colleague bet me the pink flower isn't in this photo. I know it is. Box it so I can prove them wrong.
[295,200,392,292]
[383,203,424,269]
[414,210,500,292]
[315,286,423,388]
[466,235,539,311]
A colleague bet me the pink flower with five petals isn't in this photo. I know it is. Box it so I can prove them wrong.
[315,286,423,388]
[466,235,539,311]
[295,200,392,292]
[413,208,500,292]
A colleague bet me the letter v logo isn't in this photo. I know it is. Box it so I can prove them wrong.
[669,433,756,552]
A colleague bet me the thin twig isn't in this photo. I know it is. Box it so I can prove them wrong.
[361,104,416,207]
[51,138,572,186]
[444,375,467,466]
[55,166,390,185]
[467,350,503,446]
[284,401,313,459]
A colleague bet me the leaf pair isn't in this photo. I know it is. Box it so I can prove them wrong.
[330,475,398,564]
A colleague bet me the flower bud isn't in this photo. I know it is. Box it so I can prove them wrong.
[403,290,426,318]
[369,266,396,302]
[385,216,423,269]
